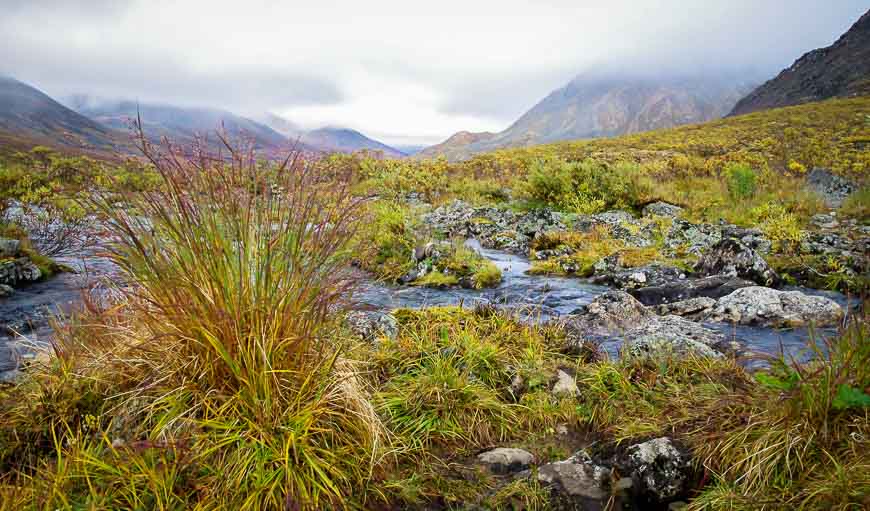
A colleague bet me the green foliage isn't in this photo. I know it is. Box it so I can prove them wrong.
[520,158,651,214]
[356,200,417,281]
[840,186,870,222]
[725,163,757,200]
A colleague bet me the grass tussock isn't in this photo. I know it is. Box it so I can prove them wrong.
[0,133,386,510]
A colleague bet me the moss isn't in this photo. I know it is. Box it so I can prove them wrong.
[413,271,458,288]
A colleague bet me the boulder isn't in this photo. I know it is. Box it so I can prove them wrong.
[665,219,722,255]
[551,370,579,398]
[654,297,717,319]
[619,437,691,503]
[0,238,21,258]
[708,286,844,327]
[591,262,687,290]
[0,284,13,299]
[536,451,611,501]
[643,202,683,218]
[576,210,653,247]
[344,311,398,343]
[806,168,856,208]
[630,274,755,306]
[476,447,534,475]
[0,258,42,287]
[624,315,725,359]
[565,291,652,338]
[694,239,780,287]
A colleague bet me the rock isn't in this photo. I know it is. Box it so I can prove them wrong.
[631,274,756,306]
[576,210,653,247]
[620,437,691,503]
[476,448,535,474]
[806,168,856,208]
[551,370,578,397]
[344,311,398,343]
[694,238,780,287]
[592,262,687,290]
[565,291,652,339]
[708,286,844,327]
[654,297,717,319]
[0,258,42,287]
[0,285,13,298]
[719,223,773,255]
[0,238,21,258]
[810,213,839,230]
[625,315,725,359]
[536,451,611,501]
[413,241,444,263]
[643,202,683,218]
[665,219,722,255]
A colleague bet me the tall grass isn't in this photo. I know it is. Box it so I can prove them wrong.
[0,130,385,509]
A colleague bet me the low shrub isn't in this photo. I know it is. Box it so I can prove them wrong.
[725,163,757,200]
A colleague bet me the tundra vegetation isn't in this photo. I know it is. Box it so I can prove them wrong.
[0,97,867,509]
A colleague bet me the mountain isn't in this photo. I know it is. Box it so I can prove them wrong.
[730,9,870,116]
[300,127,405,157]
[70,98,300,156]
[416,131,496,160]
[421,74,756,161]
[0,76,123,154]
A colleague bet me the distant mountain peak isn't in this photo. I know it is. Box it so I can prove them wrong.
[730,9,870,116]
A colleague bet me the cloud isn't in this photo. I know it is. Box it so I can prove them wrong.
[1,0,867,145]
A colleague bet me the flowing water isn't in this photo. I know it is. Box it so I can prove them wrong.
[0,242,852,379]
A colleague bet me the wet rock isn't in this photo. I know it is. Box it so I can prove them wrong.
[536,451,611,501]
[0,238,21,258]
[476,447,535,475]
[592,262,687,290]
[806,168,856,208]
[654,297,717,319]
[0,284,13,299]
[565,291,652,339]
[625,315,725,359]
[344,311,398,343]
[620,437,691,503]
[630,274,755,306]
[551,370,578,397]
[643,201,683,218]
[708,286,843,327]
[694,238,780,287]
[0,258,42,287]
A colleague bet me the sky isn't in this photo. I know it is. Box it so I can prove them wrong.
[1,0,867,146]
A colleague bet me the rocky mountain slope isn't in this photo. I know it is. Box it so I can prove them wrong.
[0,77,123,154]
[421,74,756,161]
[730,9,870,116]
[69,98,302,156]
[415,131,496,160]
[301,127,405,158]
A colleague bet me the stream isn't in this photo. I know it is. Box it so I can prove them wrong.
[0,242,850,380]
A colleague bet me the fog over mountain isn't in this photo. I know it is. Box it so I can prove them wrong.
[1,0,867,145]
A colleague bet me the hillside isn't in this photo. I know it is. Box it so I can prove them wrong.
[730,9,870,116]
[71,99,299,156]
[0,77,123,154]
[411,96,870,182]
[424,74,756,161]
[301,127,405,157]
[415,131,496,160]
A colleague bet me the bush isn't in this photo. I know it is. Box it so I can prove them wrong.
[0,136,384,509]
[521,158,650,214]
[724,163,757,200]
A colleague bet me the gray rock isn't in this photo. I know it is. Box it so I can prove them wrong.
[565,291,652,340]
[576,210,653,247]
[536,451,611,500]
[592,261,687,290]
[344,311,399,343]
[621,437,691,502]
[625,315,725,359]
[665,219,722,255]
[708,286,844,327]
[630,274,756,306]
[551,370,578,397]
[476,447,535,474]
[643,202,683,218]
[0,238,21,258]
[0,284,13,298]
[694,238,779,287]
[654,297,717,319]
[806,168,856,208]
[0,258,42,287]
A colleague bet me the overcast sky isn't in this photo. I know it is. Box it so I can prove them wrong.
[2,1,867,146]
